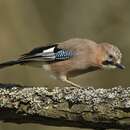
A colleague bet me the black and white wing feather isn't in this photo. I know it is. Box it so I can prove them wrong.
[0,44,74,69]
[20,44,74,61]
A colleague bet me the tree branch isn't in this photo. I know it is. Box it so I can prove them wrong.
[0,83,130,129]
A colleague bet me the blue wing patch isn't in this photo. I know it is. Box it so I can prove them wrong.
[19,44,74,62]
[55,50,74,60]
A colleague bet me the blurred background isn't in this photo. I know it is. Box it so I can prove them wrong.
[0,0,129,130]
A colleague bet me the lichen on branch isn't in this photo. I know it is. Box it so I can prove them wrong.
[0,83,130,129]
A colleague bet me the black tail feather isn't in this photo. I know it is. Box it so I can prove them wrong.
[0,60,24,69]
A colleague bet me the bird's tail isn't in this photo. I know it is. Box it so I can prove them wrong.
[0,59,25,69]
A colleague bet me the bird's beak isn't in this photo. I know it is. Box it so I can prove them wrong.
[115,63,125,69]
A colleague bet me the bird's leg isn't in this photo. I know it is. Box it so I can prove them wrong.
[60,75,81,88]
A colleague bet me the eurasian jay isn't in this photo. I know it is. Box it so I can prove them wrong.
[0,38,125,87]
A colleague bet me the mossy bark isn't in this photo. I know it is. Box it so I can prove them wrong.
[0,83,130,130]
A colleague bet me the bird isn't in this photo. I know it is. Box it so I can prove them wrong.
[0,38,125,87]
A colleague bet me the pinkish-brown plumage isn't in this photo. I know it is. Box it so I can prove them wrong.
[0,38,125,87]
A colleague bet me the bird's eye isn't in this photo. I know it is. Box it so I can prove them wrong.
[109,54,113,59]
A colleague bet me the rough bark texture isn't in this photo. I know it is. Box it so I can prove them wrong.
[0,83,130,130]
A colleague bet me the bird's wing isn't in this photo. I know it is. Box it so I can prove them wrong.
[19,44,74,62]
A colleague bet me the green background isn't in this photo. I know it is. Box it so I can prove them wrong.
[0,0,129,130]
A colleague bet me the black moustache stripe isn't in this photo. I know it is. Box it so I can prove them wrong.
[102,60,114,65]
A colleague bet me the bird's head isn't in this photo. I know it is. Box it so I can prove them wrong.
[100,43,125,70]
